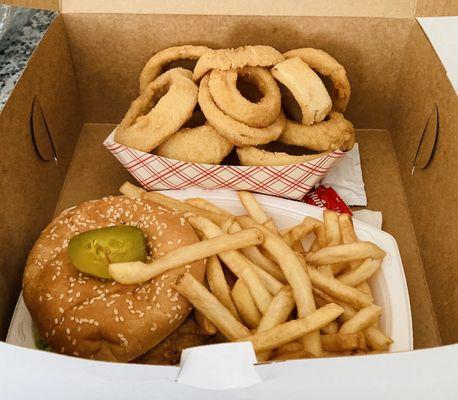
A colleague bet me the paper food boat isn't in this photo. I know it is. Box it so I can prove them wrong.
[104,130,345,200]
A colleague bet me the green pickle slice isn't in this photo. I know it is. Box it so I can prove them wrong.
[68,225,147,279]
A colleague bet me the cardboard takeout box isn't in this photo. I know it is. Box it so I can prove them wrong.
[0,0,457,396]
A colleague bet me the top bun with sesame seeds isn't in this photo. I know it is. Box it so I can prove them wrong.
[22,196,205,363]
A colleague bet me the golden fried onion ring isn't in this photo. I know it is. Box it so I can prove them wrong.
[155,123,233,164]
[279,112,355,151]
[284,48,351,113]
[236,146,330,166]
[139,45,209,93]
[198,74,286,146]
[271,57,332,126]
[208,66,281,128]
[115,68,198,152]
[193,45,284,81]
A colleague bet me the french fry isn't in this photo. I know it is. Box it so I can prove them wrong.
[317,265,334,277]
[228,221,286,282]
[273,340,303,355]
[331,262,349,276]
[184,198,232,216]
[322,351,353,357]
[119,181,146,198]
[306,242,386,265]
[174,273,251,341]
[303,263,373,309]
[321,321,339,334]
[314,287,392,350]
[338,259,381,287]
[356,281,378,327]
[206,255,239,319]
[187,215,273,314]
[142,191,231,226]
[271,350,315,361]
[109,228,263,284]
[313,287,357,319]
[364,326,393,350]
[340,304,382,334]
[281,217,325,247]
[309,238,322,252]
[339,213,364,269]
[323,210,342,246]
[263,218,279,234]
[251,264,284,295]
[325,210,349,274]
[238,191,270,224]
[291,241,305,253]
[194,309,217,335]
[320,332,366,351]
[282,217,325,254]
[241,303,344,353]
[256,286,296,362]
[353,349,387,355]
[238,216,322,356]
[339,213,358,243]
[232,279,262,329]
[356,281,373,296]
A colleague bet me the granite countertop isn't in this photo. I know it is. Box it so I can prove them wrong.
[0,6,56,112]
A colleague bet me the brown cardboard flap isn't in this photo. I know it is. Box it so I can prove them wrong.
[416,0,458,16]
[63,13,413,129]
[2,0,59,10]
[0,16,82,338]
[390,22,458,345]
[60,0,416,18]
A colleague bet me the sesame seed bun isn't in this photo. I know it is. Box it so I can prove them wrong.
[22,196,205,362]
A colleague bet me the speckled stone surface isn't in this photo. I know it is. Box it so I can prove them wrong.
[0,7,56,112]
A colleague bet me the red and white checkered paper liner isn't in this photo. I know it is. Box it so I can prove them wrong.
[104,130,346,200]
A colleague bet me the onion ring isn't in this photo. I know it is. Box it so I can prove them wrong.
[284,48,350,113]
[115,68,198,152]
[155,123,233,164]
[271,57,332,125]
[236,146,329,166]
[139,45,209,93]
[193,45,284,81]
[279,112,355,151]
[198,74,286,146]
[208,66,281,128]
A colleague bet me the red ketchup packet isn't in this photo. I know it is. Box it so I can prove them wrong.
[303,186,352,215]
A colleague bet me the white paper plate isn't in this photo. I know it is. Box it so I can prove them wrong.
[7,189,413,353]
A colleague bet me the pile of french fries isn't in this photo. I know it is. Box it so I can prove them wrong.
[112,182,393,362]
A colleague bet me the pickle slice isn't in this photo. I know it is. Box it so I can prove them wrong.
[68,226,147,279]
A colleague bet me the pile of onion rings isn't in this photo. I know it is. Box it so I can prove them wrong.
[116,44,355,166]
